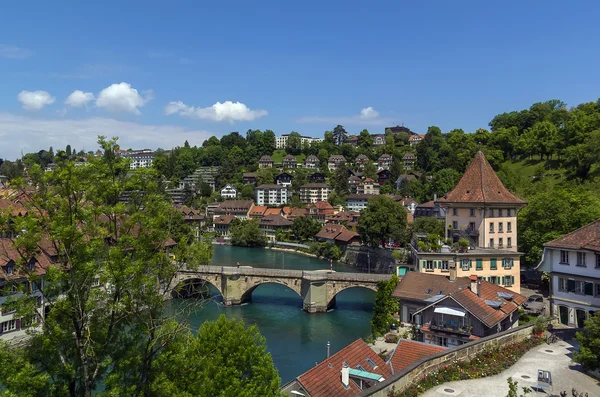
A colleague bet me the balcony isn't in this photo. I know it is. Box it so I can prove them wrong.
[426,320,472,336]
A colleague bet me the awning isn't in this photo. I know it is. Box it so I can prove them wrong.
[434,307,466,317]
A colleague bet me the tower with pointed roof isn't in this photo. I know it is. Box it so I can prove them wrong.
[410,151,526,293]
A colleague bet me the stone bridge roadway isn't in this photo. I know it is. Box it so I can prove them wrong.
[171,266,391,313]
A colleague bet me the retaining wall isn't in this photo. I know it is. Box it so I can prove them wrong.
[357,323,535,397]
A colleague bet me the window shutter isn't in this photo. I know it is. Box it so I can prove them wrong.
[511,276,515,285]
[502,276,505,285]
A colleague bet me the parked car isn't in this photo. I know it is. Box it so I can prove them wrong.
[523,295,545,314]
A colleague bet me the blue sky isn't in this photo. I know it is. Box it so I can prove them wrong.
[1,0,599,159]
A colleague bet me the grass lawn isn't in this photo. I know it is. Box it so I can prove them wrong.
[271,150,306,164]
[501,158,565,184]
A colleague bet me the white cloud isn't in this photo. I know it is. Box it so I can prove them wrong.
[165,100,268,123]
[0,44,33,59]
[65,90,95,107]
[360,106,379,120]
[298,107,390,126]
[95,82,152,115]
[0,113,216,160]
[17,90,56,111]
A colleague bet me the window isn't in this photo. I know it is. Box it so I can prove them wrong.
[489,238,494,248]
[489,209,494,217]
[469,222,476,232]
[1,320,16,332]
[596,283,600,297]
[366,358,378,369]
[460,259,471,270]
[498,223,503,233]
[470,208,475,217]
[453,208,458,216]
[507,209,513,216]
[476,259,483,270]
[6,263,14,275]
[490,258,497,270]
[575,280,584,294]
[28,260,35,271]
[577,252,587,267]
[596,254,600,268]
[560,250,569,265]
[425,261,434,271]
[503,276,514,287]
[507,237,512,248]
[452,221,458,229]
[567,279,576,293]
[585,282,594,296]
[436,336,448,347]
[498,209,504,217]
[489,223,495,233]
[559,278,567,291]
[499,238,503,248]
[502,258,514,268]
[441,261,449,271]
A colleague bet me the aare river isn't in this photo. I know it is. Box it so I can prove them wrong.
[167,245,376,384]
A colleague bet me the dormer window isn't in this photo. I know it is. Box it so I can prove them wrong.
[6,264,14,275]
[28,260,36,271]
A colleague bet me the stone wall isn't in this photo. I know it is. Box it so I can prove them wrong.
[357,323,535,397]
[343,246,396,274]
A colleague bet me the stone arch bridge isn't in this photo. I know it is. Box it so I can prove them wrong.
[171,266,391,313]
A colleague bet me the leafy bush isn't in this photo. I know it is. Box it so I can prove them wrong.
[385,333,399,343]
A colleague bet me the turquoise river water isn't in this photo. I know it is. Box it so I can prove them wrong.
[167,245,375,384]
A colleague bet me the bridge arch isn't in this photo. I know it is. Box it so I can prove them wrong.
[240,280,303,304]
[172,274,223,298]
[326,284,378,310]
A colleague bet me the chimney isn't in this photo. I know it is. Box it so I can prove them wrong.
[470,274,478,296]
[327,341,331,359]
[448,261,456,282]
[341,361,350,388]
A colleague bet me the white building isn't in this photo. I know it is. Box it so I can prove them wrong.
[275,134,323,149]
[299,183,332,204]
[346,194,372,212]
[254,184,290,206]
[220,184,238,199]
[115,149,154,169]
[536,218,600,328]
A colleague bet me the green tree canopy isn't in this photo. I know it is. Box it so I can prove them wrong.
[230,219,267,247]
[371,275,400,336]
[291,216,322,241]
[358,195,408,247]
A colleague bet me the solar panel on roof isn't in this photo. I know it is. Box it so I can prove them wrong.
[366,358,378,369]
[485,300,502,308]
[497,292,514,299]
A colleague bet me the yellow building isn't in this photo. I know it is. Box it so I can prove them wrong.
[411,151,526,292]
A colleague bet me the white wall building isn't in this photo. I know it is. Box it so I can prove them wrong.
[299,183,331,204]
[346,194,371,212]
[275,134,323,149]
[254,184,290,206]
[115,149,154,169]
[220,184,238,199]
[536,219,600,328]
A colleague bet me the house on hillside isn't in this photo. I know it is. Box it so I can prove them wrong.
[326,211,360,228]
[373,134,386,146]
[259,214,292,241]
[316,223,360,246]
[348,175,362,194]
[299,183,332,203]
[173,204,205,240]
[309,172,326,184]
[536,218,600,327]
[304,155,320,169]
[403,152,416,170]
[377,169,391,186]
[346,194,373,212]
[345,135,359,147]
[357,178,380,195]
[220,184,237,199]
[214,200,254,219]
[409,134,424,146]
[392,271,526,347]
[281,339,391,397]
[328,155,346,172]
[254,184,289,206]
[258,155,274,168]
[307,201,335,223]
[354,154,370,168]
[213,215,236,236]
[282,155,297,169]
[378,154,393,170]
[275,172,293,187]
[243,173,257,184]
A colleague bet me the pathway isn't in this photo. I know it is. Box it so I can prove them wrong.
[421,339,599,397]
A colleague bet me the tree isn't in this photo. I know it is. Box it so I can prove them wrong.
[574,313,600,372]
[411,217,445,237]
[505,377,532,397]
[371,275,400,336]
[358,129,373,149]
[359,196,408,247]
[332,161,350,196]
[66,144,72,157]
[428,168,461,198]
[0,137,214,397]
[333,125,348,146]
[286,131,302,155]
[230,219,267,247]
[240,184,255,200]
[291,216,322,241]
[149,315,281,397]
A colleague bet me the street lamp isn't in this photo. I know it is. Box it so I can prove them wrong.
[368,252,371,274]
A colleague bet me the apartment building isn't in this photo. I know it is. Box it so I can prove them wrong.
[275,134,323,149]
[299,183,332,204]
[254,184,290,206]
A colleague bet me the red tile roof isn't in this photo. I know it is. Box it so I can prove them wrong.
[544,218,600,251]
[0,238,55,279]
[387,339,446,374]
[213,215,236,225]
[288,208,308,219]
[296,339,392,397]
[264,208,283,216]
[250,206,268,216]
[438,151,526,205]
[316,223,347,240]
[0,198,27,216]
[335,230,360,243]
